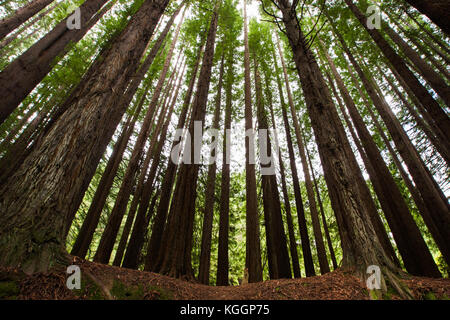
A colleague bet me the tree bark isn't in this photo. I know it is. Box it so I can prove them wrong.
[0,0,54,40]
[275,1,411,297]
[344,0,450,148]
[198,53,224,285]
[323,48,440,277]
[404,0,450,35]
[0,0,112,124]
[275,34,316,277]
[0,0,170,275]
[144,41,204,273]
[243,0,263,283]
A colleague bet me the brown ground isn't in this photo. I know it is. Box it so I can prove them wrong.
[1,257,449,300]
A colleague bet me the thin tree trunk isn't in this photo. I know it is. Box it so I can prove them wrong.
[198,53,224,285]
[304,139,338,270]
[157,2,220,279]
[254,56,291,279]
[275,34,316,277]
[269,59,301,278]
[383,22,450,107]
[243,0,263,283]
[344,0,450,146]
[144,41,204,272]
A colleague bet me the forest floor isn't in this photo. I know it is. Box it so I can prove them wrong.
[1,256,449,300]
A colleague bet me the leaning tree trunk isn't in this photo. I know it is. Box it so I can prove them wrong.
[331,22,450,268]
[323,48,440,277]
[0,0,54,40]
[269,65,301,278]
[275,35,316,277]
[254,56,292,280]
[157,2,220,279]
[383,22,450,108]
[93,23,183,264]
[0,0,170,275]
[144,42,204,272]
[0,0,112,124]
[404,0,450,35]
[243,0,263,283]
[278,34,330,275]
[198,53,224,285]
[344,0,450,149]
[276,0,412,298]
[304,138,338,270]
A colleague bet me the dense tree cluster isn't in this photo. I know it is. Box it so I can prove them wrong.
[0,0,448,297]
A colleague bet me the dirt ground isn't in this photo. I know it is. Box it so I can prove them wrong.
[1,257,449,300]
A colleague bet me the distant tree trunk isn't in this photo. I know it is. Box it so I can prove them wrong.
[269,60,301,278]
[404,0,450,35]
[214,51,233,285]
[0,0,54,40]
[0,0,169,275]
[122,189,160,270]
[304,139,338,270]
[0,0,112,124]
[383,23,450,107]
[112,60,184,267]
[275,35,315,277]
[276,0,412,297]
[157,2,220,279]
[144,42,204,272]
[323,48,440,277]
[380,68,450,166]
[198,53,224,285]
[243,0,263,283]
[344,0,450,146]
[254,56,292,279]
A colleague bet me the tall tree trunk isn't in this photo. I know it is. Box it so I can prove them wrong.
[344,0,450,146]
[0,0,54,40]
[243,0,263,283]
[304,139,339,270]
[269,62,301,278]
[277,34,330,275]
[122,188,161,269]
[144,42,204,272]
[0,0,112,124]
[70,82,150,259]
[382,22,450,107]
[275,34,315,277]
[0,1,58,51]
[254,56,292,279]
[323,47,440,277]
[198,53,224,285]
[404,0,450,35]
[380,67,450,166]
[276,0,411,297]
[157,2,220,279]
[331,22,450,268]
[116,58,187,267]
[112,59,184,267]
[0,0,169,275]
